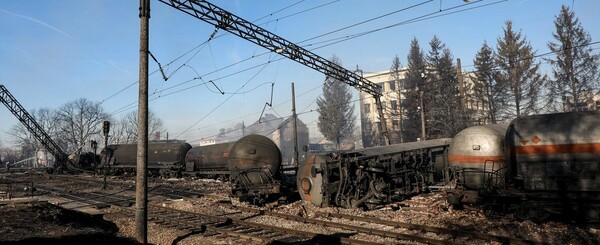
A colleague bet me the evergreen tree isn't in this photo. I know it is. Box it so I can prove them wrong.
[426,36,464,138]
[404,37,427,141]
[317,55,356,149]
[546,5,600,112]
[496,20,546,118]
[473,41,510,123]
[389,55,404,143]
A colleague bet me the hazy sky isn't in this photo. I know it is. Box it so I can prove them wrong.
[1,0,599,148]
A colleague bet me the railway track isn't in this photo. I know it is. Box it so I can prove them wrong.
[3,173,206,200]
[220,204,543,245]
[0,173,548,244]
[2,174,372,243]
[13,175,378,244]
[141,205,379,245]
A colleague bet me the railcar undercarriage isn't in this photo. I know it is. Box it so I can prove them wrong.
[298,139,451,210]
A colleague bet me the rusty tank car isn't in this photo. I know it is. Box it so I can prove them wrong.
[102,134,282,204]
[185,141,234,176]
[503,111,600,221]
[103,142,192,176]
[228,134,282,201]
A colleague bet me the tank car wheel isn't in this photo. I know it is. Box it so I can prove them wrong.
[252,196,266,206]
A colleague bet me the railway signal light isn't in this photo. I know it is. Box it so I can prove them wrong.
[103,121,110,137]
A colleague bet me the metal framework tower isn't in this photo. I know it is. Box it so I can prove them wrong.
[0,85,68,166]
[159,0,391,146]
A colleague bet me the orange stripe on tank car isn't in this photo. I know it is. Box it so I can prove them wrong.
[448,155,504,164]
[513,143,600,155]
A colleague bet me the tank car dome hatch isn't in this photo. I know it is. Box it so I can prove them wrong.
[448,124,509,190]
[297,154,327,207]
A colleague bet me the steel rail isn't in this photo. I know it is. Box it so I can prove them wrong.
[316,211,543,245]
[226,204,460,245]
[149,204,381,245]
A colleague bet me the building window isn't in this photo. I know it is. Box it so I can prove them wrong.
[390,100,398,112]
[364,103,371,113]
[389,81,396,91]
[392,120,400,131]
[398,79,406,88]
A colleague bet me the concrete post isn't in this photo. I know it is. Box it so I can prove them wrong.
[136,0,150,243]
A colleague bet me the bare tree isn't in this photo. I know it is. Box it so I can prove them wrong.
[8,108,60,157]
[110,110,165,144]
[546,5,600,112]
[56,98,109,152]
[0,147,20,166]
[496,20,546,118]
[317,54,356,149]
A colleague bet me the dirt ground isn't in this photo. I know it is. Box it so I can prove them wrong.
[0,201,139,245]
[1,175,599,245]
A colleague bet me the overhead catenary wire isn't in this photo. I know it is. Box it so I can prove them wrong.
[102,0,441,110]
[174,54,278,139]
[183,40,600,141]
[99,0,327,106]
[143,0,503,101]
[185,87,373,143]
[108,0,520,142]
[305,0,506,50]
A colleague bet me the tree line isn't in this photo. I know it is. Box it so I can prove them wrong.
[393,5,598,142]
[315,5,598,147]
[1,98,164,163]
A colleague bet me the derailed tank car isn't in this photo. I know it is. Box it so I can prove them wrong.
[102,134,282,204]
[297,138,451,209]
[504,111,600,221]
[228,134,281,202]
[185,142,234,176]
[103,142,192,177]
[446,124,509,204]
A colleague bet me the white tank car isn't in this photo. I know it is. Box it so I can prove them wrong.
[448,124,509,190]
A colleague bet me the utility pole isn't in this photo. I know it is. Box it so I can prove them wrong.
[457,58,466,110]
[419,90,426,141]
[136,0,150,243]
[291,82,299,166]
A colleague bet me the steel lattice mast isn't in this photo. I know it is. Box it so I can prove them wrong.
[159,0,391,146]
[0,85,68,167]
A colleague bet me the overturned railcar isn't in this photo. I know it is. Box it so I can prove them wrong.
[297,138,452,209]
